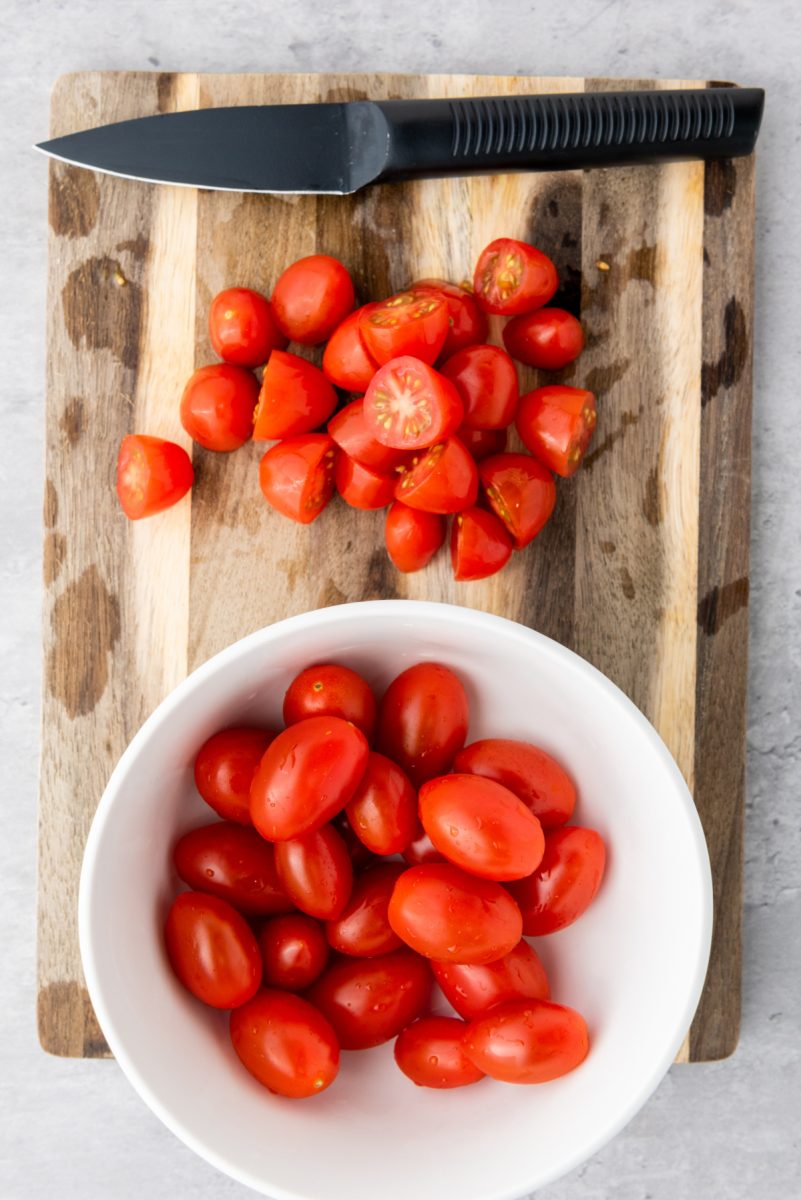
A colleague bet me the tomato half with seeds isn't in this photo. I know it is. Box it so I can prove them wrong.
[516,386,597,477]
[322,307,380,391]
[394,438,478,514]
[457,424,507,462]
[258,434,336,525]
[258,914,329,991]
[503,307,585,370]
[364,357,463,451]
[463,998,589,1084]
[507,826,606,935]
[325,862,405,957]
[116,434,193,520]
[173,822,295,916]
[307,949,431,1050]
[359,290,449,365]
[432,939,550,1020]
[440,344,519,430]
[164,892,261,1009]
[394,1016,485,1089]
[454,738,576,828]
[230,989,340,1097]
[384,501,445,573]
[274,823,354,920]
[410,279,489,358]
[376,662,469,787]
[335,452,397,510]
[451,507,513,582]
[473,238,558,316]
[208,287,287,367]
[194,726,277,825]
[180,364,261,452]
[271,254,356,345]
[479,452,556,548]
[253,350,337,440]
[345,751,417,855]
[328,398,408,474]
[283,663,377,740]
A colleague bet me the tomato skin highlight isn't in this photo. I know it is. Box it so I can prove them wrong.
[325,863,405,957]
[345,751,418,855]
[394,438,479,515]
[516,386,597,478]
[376,662,469,788]
[322,308,380,391]
[409,279,489,358]
[208,287,287,367]
[307,949,432,1050]
[253,350,337,440]
[440,344,519,430]
[364,357,463,451]
[258,914,329,991]
[360,291,450,365]
[402,823,446,866]
[335,452,397,510]
[457,424,507,462]
[454,738,576,828]
[328,398,408,474]
[271,254,356,345]
[463,998,589,1084]
[258,434,336,525]
[473,238,559,316]
[164,892,262,1009]
[274,824,353,921]
[479,452,557,549]
[180,364,261,451]
[116,435,193,520]
[451,507,513,582]
[394,1016,485,1089]
[508,827,607,936]
[502,307,585,371]
[283,663,377,740]
[194,727,276,825]
[173,822,295,916]
[384,501,445,573]
[432,940,550,1021]
[230,989,340,1097]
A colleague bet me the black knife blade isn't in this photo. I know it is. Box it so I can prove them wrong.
[36,88,764,195]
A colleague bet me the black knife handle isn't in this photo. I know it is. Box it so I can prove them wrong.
[370,88,764,183]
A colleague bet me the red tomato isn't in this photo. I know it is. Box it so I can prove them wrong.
[359,291,449,365]
[451,507,513,582]
[179,364,260,452]
[508,827,606,936]
[274,824,353,920]
[457,424,508,462]
[454,738,576,828]
[376,662,469,787]
[394,438,478,514]
[364,357,463,451]
[230,989,340,1097]
[328,398,408,474]
[479,452,556,549]
[325,863,405,957]
[503,307,585,370]
[384,502,445,573]
[253,350,337,440]
[332,811,379,872]
[516,386,597,478]
[419,774,544,881]
[322,308,380,391]
[409,279,489,358]
[402,824,445,866]
[307,950,431,1050]
[116,434,193,520]
[394,1016,485,1089]
[164,892,261,1009]
[283,663,377,740]
[463,998,589,1084]
[439,344,519,430]
[345,751,417,855]
[258,434,336,525]
[271,254,355,345]
[473,238,558,316]
[173,822,295,916]
[432,940,550,1021]
[208,287,287,367]
[193,727,276,825]
[335,452,396,510]
[388,863,522,964]
[258,914,329,990]
[250,715,369,841]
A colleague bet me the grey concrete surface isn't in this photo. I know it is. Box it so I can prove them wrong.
[1,1,799,1197]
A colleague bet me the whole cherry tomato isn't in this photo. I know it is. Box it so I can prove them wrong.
[335,453,397,510]
[515,386,597,478]
[274,824,354,920]
[508,827,606,936]
[325,863,405,957]
[283,663,377,740]
[463,998,589,1084]
[230,989,340,1097]
[271,254,355,345]
[376,662,469,787]
[364,357,463,451]
[322,308,380,391]
[454,738,576,828]
[384,502,445,573]
[208,287,287,367]
[258,914,329,990]
[250,715,369,841]
[409,279,488,358]
[328,398,408,474]
[479,452,556,548]
[451,507,513,582]
[180,364,261,452]
[440,344,519,430]
[164,892,261,1009]
[502,307,585,370]
[457,424,508,462]
[394,438,479,514]
[193,727,276,825]
[388,863,522,964]
[307,949,431,1049]
[394,1016,485,1089]
[258,434,337,525]
[345,751,417,855]
[473,238,558,316]
[253,350,337,440]
[173,822,295,916]
[402,823,445,866]
[116,434,193,520]
[360,290,449,365]
[432,939,550,1020]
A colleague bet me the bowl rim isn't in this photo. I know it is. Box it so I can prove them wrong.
[79,598,713,1200]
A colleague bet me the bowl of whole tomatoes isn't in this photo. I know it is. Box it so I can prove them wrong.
[79,600,711,1200]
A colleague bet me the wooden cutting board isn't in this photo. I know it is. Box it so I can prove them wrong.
[39,71,754,1062]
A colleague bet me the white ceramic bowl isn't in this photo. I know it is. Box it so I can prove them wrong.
[80,600,712,1200]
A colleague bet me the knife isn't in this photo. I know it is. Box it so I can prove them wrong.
[36,87,764,196]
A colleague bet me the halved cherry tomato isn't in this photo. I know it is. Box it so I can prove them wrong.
[384,501,445,573]
[359,291,449,365]
[516,386,597,478]
[116,434,193,520]
[394,438,478,514]
[325,862,405,957]
[250,715,369,841]
[402,823,445,866]
[307,949,431,1050]
[327,398,408,474]
[258,434,336,525]
[419,774,544,881]
[271,254,355,345]
[503,307,585,370]
[451,507,513,582]
[457,424,507,462]
[439,344,519,430]
[376,662,469,787]
[274,823,353,920]
[394,1016,485,1089]
[409,279,489,358]
[388,863,523,964]
[230,989,340,1097]
[283,663,377,740]
[173,822,295,916]
[364,357,463,451]
[253,350,337,440]
[345,751,417,855]
[164,892,261,1009]
[508,827,606,936]
[208,287,287,367]
[335,452,396,510]
[322,308,380,391]
[463,998,589,1084]
[432,940,550,1021]
[258,914,329,991]
[454,738,576,828]
[473,238,558,316]
[194,727,276,825]
[180,364,261,452]
[479,452,556,548]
